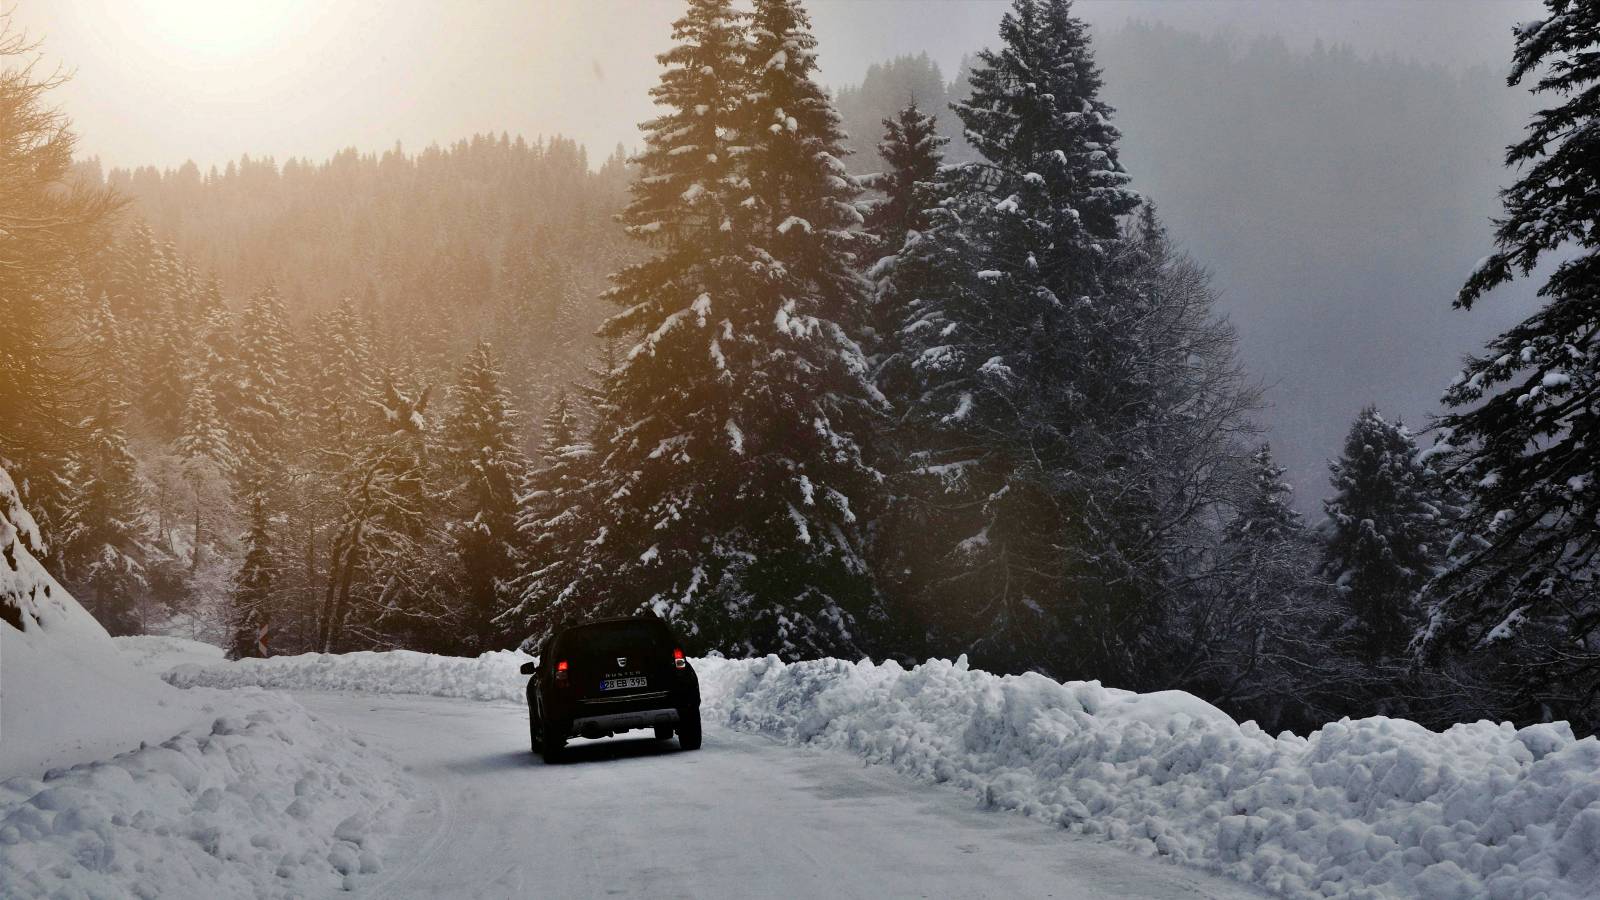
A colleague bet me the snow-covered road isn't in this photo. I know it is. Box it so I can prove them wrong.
[300,691,1263,900]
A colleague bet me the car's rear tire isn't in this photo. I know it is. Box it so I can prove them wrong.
[654,725,674,741]
[540,717,566,763]
[677,710,702,751]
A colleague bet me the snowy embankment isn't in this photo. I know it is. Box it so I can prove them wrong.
[2,466,413,898]
[0,690,412,898]
[167,650,1600,900]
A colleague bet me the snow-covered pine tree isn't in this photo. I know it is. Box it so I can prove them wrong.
[140,310,190,440]
[565,0,884,659]
[863,103,948,257]
[318,377,448,652]
[197,306,244,432]
[885,0,1146,678]
[57,298,148,635]
[442,341,529,653]
[861,103,948,367]
[175,380,237,571]
[227,496,276,659]
[1422,0,1600,717]
[310,298,378,455]
[1321,407,1444,660]
[231,284,293,491]
[1228,444,1305,546]
[504,392,599,649]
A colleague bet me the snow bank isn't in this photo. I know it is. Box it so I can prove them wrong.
[112,634,228,672]
[3,466,413,897]
[165,649,533,702]
[2,463,211,779]
[167,650,1600,899]
[0,690,412,898]
[1,624,216,778]
[698,656,1600,900]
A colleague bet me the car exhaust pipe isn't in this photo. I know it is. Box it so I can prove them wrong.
[580,724,607,740]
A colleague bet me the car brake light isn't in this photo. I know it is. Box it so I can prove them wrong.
[673,648,686,669]
[555,659,569,683]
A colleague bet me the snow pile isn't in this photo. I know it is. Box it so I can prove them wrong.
[3,465,413,897]
[165,649,533,702]
[2,463,211,778]
[167,649,1600,899]
[0,689,412,898]
[696,656,1600,900]
[112,634,228,672]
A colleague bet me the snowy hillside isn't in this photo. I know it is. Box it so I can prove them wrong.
[168,649,1600,899]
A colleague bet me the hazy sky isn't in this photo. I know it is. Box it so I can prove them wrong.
[13,0,1540,173]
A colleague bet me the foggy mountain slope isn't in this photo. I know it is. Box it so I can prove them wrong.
[837,24,1540,511]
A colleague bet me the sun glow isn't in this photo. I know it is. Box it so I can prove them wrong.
[116,0,305,64]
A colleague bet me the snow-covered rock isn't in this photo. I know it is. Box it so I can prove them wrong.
[166,648,1600,899]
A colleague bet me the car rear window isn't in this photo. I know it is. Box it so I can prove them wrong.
[556,620,668,661]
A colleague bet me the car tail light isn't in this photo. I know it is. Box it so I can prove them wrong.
[555,659,569,684]
[673,648,687,669]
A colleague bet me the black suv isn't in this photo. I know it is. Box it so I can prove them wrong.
[520,614,701,762]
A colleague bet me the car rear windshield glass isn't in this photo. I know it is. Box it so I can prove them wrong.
[557,621,667,662]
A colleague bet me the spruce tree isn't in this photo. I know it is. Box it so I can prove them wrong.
[232,284,293,495]
[1424,0,1600,708]
[863,103,948,255]
[1228,444,1304,545]
[563,0,884,659]
[506,393,598,648]
[57,373,148,638]
[197,306,244,431]
[228,496,276,659]
[442,341,529,653]
[176,380,237,570]
[862,103,948,368]
[1321,407,1444,659]
[885,0,1146,678]
[318,378,444,652]
[48,291,143,633]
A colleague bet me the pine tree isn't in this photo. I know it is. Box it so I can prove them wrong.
[1423,0,1600,712]
[175,380,237,571]
[197,306,244,431]
[442,341,529,653]
[227,496,276,659]
[557,0,884,659]
[1229,444,1304,545]
[863,103,948,255]
[884,0,1147,678]
[232,284,293,495]
[57,391,148,636]
[317,377,446,652]
[1321,407,1444,659]
[506,391,598,647]
[862,103,948,368]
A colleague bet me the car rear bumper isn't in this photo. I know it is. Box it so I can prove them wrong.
[568,707,680,738]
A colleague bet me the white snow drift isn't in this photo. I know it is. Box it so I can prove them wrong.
[168,648,1600,899]
[0,690,411,898]
[1,464,413,898]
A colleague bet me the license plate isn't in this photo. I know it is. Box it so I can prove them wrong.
[600,676,647,691]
